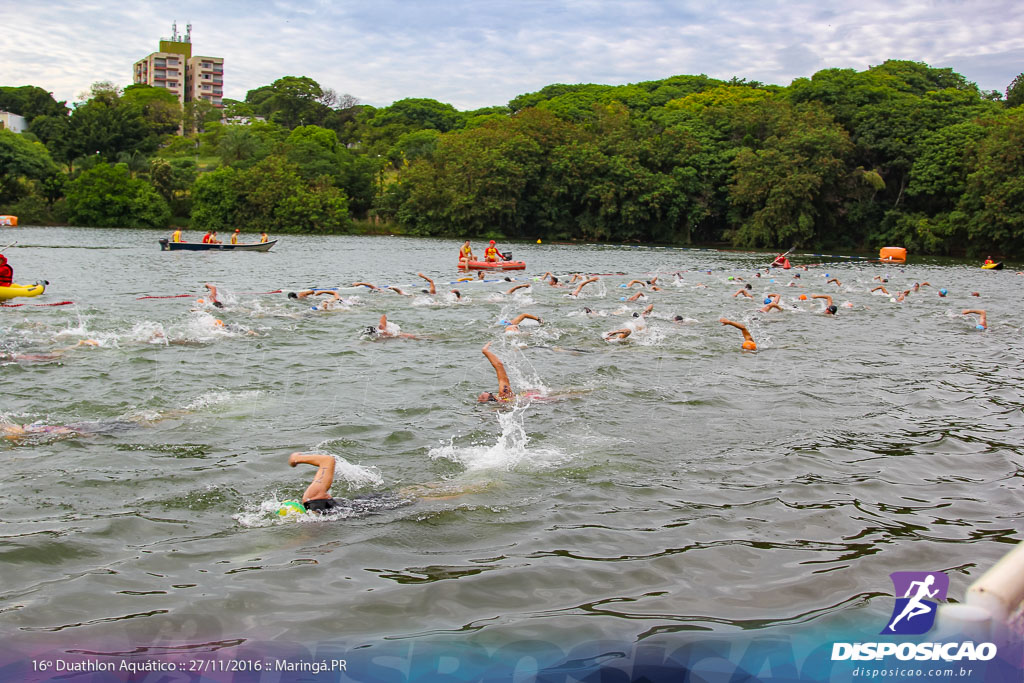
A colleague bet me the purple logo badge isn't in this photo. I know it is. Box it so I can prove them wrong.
[882,571,949,635]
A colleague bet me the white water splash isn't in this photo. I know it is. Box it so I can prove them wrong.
[428,404,569,472]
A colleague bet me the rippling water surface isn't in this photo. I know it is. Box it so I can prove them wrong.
[2,227,1022,654]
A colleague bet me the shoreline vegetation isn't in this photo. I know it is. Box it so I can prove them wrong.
[2,62,1023,257]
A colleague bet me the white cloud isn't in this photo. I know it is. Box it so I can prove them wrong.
[1,0,1020,110]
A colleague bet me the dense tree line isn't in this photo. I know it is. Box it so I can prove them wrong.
[1,62,1022,256]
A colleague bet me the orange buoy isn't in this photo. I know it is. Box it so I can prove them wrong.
[879,247,907,263]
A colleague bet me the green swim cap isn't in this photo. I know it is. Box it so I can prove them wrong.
[278,500,305,516]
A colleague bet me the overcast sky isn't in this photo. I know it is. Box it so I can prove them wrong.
[3,0,1021,110]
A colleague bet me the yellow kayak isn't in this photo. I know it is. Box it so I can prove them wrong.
[981,262,1003,270]
[0,281,46,301]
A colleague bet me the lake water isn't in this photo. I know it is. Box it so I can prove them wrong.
[2,227,1022,676]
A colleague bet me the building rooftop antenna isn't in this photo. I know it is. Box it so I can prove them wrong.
[185,23,192,43]
[171,21,178,42]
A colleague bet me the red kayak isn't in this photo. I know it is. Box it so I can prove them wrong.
[458,260,526,270]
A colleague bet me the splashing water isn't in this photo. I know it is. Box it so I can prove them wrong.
[428,404,569,472]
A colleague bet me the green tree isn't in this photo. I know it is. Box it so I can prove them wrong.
[64,162,170,227]
[1007,73,1024,108]
[0,85,69,121]
[727,100,853,248]
[0,129,60,204]
[956,109,1024,254]
[121,84,183,138]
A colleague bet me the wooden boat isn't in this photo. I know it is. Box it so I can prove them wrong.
[0,281,45,301]
[159,238,277,252]
[458,260,526,271]
[982,262,1003,270]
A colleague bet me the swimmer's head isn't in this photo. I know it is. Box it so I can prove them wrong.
[745,284,752,290]
[673,315,683,321]
[287,292,298,299]
[976,324,985,330]
[764,297,772,305]
[213,319,224,327]
[826,305,837,315]
[478,391,499,403]
[451,289,461,298]
[213,301,224,309]
[939,289,947,296]
[278,500,305,516]
[551,276,558,284]
[742,340,757,350]
[583,307,592,314]
[632,312,640,317]
[365,326,377,336]
[421,289,429,294]
[799,294,807,300]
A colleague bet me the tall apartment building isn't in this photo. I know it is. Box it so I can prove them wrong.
[132,23,223,109]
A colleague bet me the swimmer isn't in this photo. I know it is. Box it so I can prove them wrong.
[812,294,837,314]
[285,452,485,516]
[871,286,889,295]
[896,290,910,302]
[603,327,634,340]
[388,286,411,296]
[477,271,485,280]
[542,272,566,287]
[478,341,515,403]
[971,292,980,297]
[626,280,647,288]
[417,273,436,294]
[827,278,841,287]
[366,314,421,339]
[499,312,541,332]
[873,276,888,282]
[288,289,333,299]
[352,281,381,291]
[450,289,462,300]
[310,291,342,311]
[199,283,224,309]
[962,309,987,330]
[760,293,782,313]
[570,276,599,297]
[719,318,757,350]
[506,283,531,295]
[625,290,647,302]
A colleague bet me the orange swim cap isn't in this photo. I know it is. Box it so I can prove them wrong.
[799,294,807,300]
[742,340,757,350]
[214,319,224,327]
[197,298,205,303]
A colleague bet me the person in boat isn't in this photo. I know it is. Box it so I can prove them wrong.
[0,253,12,287]
[963,309,987,330]
[720,318,757,350]
[984,256,994,266]
[230,229,241,245]
[478,341,515,402]
[812,294,837,314]
[459,240,474,266]
[171,228,185,243]
[201,230,221,244]
[483,240,503,263]
[260,232,269,243]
